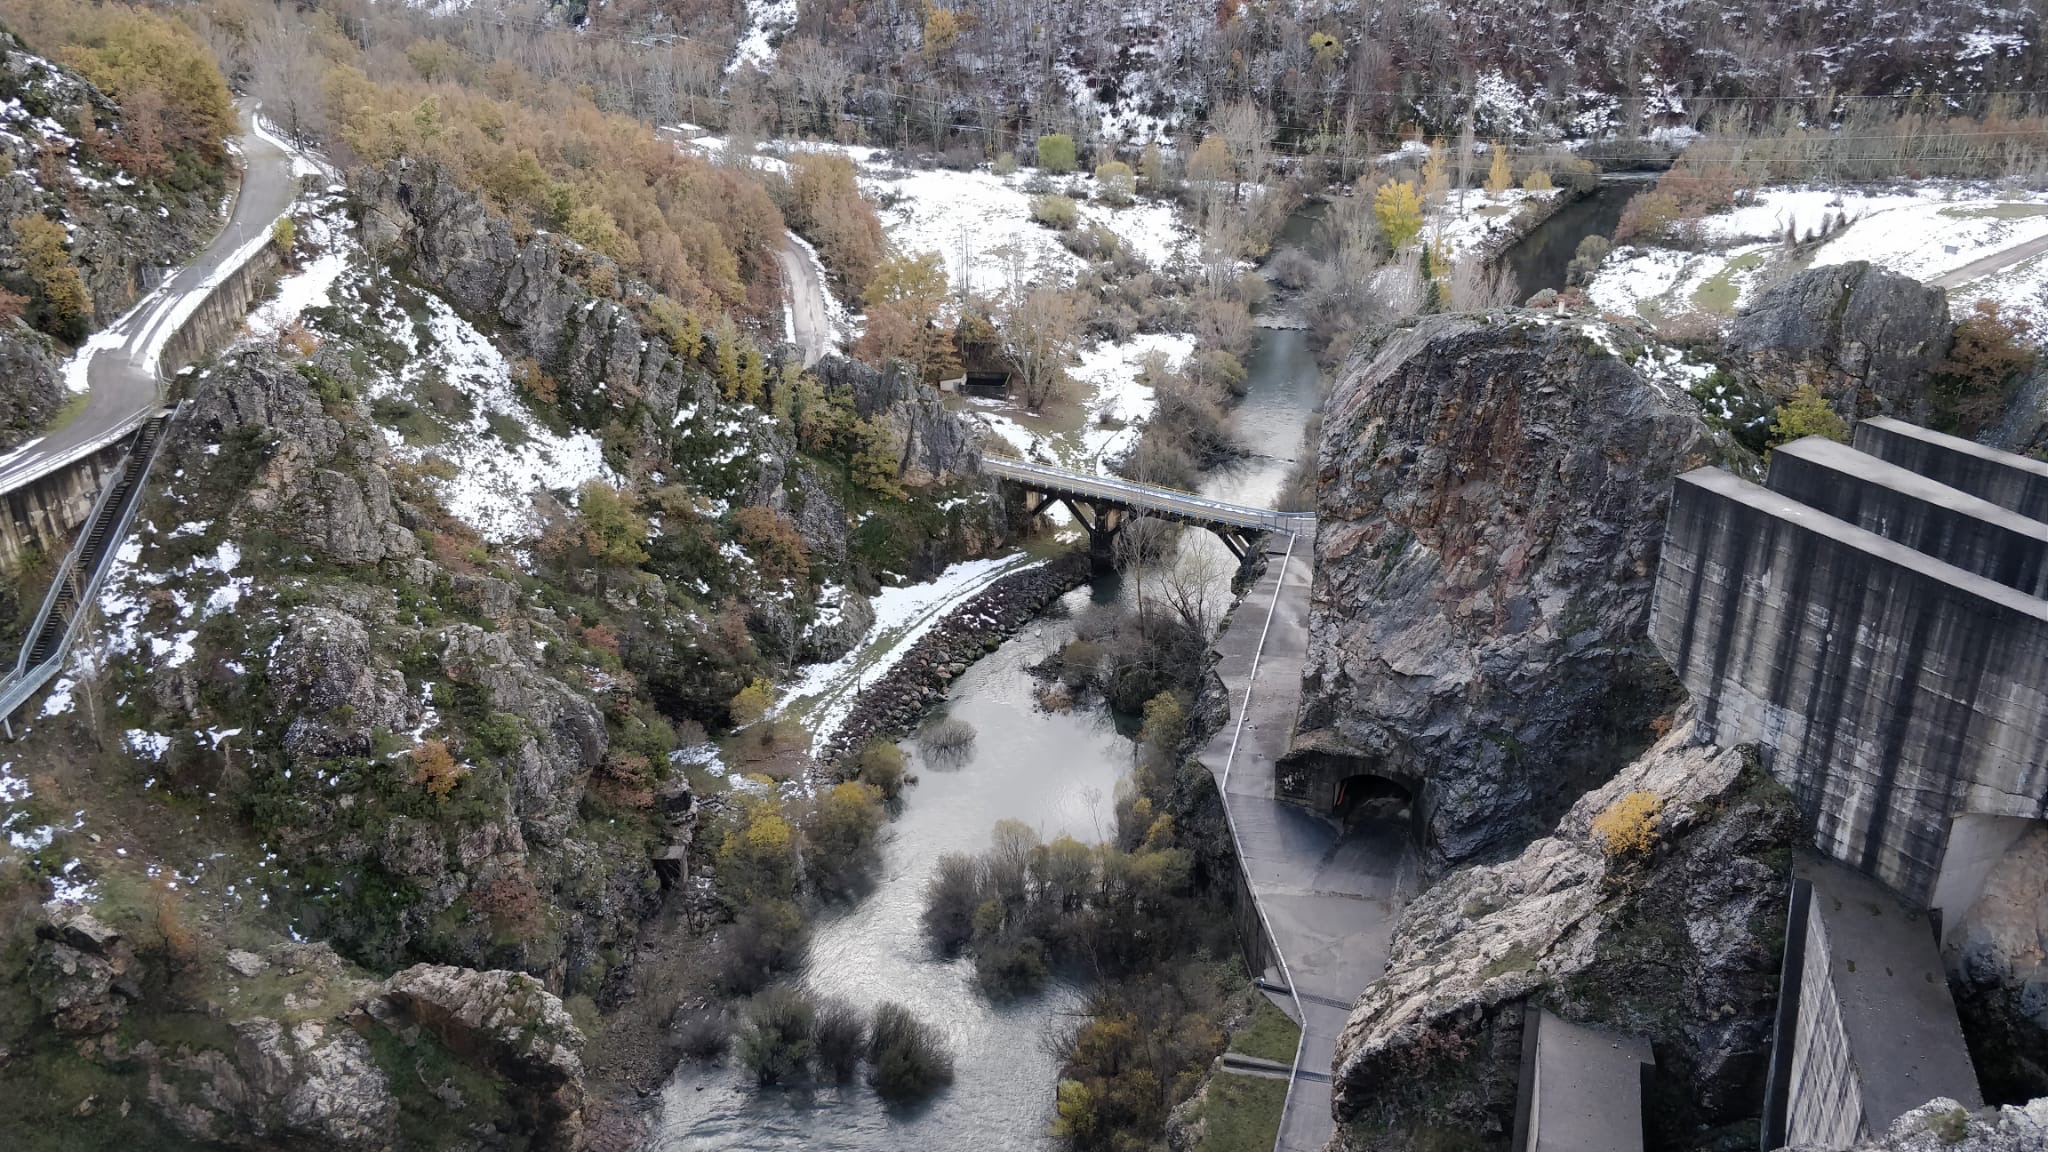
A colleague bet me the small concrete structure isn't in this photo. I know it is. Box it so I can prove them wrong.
[1766,859,1981,1148]
[1512,1008,1654,1152]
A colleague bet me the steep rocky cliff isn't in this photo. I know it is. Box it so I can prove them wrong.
[1328,711,1797,1151]
[1298,314,1719,866]
[1726,261,1953,422]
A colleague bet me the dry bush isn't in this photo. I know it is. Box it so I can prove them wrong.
[278,321,319,359]
[410,738,469,799]
[474,870,546,938]
[919,717,977,759]
[1591,790,1665,857]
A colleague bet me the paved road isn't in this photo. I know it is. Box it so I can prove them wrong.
[983,456,1318,535]
[777,231,833,368]
[0,100,297,496]
[1932,231,2048,289]
[1200,536,1415,1152]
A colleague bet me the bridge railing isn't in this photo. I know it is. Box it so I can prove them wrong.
[982,455,1318,535]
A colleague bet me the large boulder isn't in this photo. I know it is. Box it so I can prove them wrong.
[1299,314,1717,866]
[1328,711,1797,1150]
[141,1017,398,1152]
[1726,260,1953,421]
[1948,826,2048,1103]
[26,906,135,1035]
[366,964,586,1151]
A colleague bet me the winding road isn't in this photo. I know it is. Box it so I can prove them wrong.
[0,100,298,496]
[777,231,834,368]
[1932,230,2048,289]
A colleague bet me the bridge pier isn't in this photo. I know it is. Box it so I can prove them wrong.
[1059,497,1125,572]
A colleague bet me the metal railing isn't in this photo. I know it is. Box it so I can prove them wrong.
[982,455,1318,535]
[0,408,176,727]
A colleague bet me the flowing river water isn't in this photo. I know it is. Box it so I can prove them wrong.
[653,274,1324,1151]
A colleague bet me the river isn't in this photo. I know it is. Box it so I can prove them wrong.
[653,238,1321,1152]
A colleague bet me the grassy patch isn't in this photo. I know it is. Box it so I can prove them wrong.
[44,391,90,435]
[1196,1072,1287,1152]
[1940,203,2048,221]
[1692,252,1765,316]
[1479,941,1540,982]
[1228,995,1301,1064]
[485,410,530,447]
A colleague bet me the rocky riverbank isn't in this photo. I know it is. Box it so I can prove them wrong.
[821,550,1094,765]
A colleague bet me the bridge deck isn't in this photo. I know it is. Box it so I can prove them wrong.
[983,456,1317,535]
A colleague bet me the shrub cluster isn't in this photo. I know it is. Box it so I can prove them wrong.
[735,989,954,1100]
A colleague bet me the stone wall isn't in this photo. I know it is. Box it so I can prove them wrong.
[1650,467,2048,902]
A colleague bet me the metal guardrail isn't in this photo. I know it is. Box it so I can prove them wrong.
[0,408,175,728]
[982,455,1318,535]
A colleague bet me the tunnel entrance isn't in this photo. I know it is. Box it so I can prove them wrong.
[1332,772,1415,825]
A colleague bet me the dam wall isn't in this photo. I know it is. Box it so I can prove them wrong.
[1649,451,2048,903]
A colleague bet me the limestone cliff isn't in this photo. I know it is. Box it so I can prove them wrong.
[1298,314,1718,866]
[1328,711,1797,1151]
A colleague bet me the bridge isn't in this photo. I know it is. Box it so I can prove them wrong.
[981,455,1316,566]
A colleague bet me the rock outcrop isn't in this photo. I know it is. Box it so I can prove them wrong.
[1726,260,1953,421]
[363,964,586,1151]
[27,906,136,1035]
[142,1018,399,1152]
[1328,710,1797,1150]
[1300,314,1717,865]
[1783,1096,2048,1152]
[1948,826,2048,1103]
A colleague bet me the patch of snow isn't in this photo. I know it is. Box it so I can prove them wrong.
[363,287,618,542]
[776,552,1041,742]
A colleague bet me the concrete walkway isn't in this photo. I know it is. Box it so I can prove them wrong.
[1199,535,1416,1152]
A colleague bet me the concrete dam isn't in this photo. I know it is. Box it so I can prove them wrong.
[1649,419,2048,919]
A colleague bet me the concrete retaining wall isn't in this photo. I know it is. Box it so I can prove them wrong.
[0,224,285,574]
[1649,468,2048,901]
[1768,437,2048,598]
[157,244,280,379]
[1855,417,2048,522]
[1784,893,1866,1148]
[0,440,128,573]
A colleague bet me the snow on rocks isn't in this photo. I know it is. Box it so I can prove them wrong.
[361,286,617,543]
[776,551,1046,744]
[729,0,798,73]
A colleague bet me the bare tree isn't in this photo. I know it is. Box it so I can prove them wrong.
[250,7,329,145]
[999,285,1081,411]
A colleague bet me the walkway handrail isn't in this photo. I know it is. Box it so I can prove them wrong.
[982,455,1318,534]
[0,407,177,725]
[1210,531,1315,1152]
